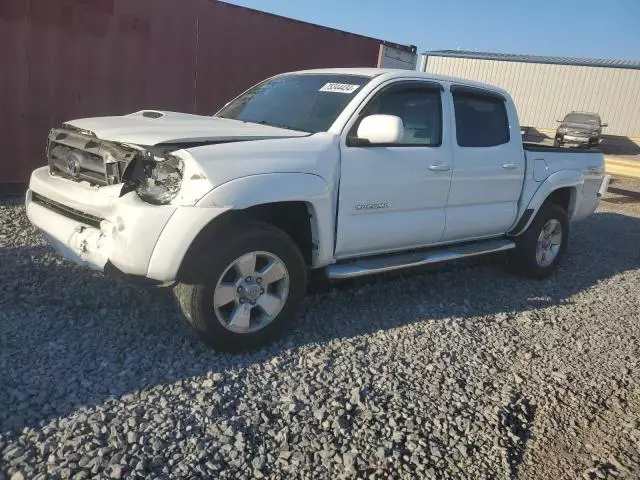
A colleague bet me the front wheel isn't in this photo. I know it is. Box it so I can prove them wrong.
[174,219,307,351]
[513,203,569,279]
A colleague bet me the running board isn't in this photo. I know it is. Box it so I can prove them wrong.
[326,238,515,279]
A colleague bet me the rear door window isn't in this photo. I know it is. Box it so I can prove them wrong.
[452,89,510,147]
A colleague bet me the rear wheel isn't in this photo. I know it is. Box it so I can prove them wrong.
[513,202,569,279]
[174,219,307,351]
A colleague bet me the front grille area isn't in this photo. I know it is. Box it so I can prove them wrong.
[568,130,588,136]
[31,192,104,229]
[47,129,130,186]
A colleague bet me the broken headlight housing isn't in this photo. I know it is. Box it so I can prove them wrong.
[134,154,184,205]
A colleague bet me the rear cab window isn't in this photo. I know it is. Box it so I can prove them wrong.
[451,86,510,147]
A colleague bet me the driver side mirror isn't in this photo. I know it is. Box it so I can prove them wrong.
[352,114,404,146]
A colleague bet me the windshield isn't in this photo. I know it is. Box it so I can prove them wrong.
[216,74,371,133]
[564,113,599,125]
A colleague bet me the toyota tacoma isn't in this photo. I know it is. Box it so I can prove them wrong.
[26,68,606,350]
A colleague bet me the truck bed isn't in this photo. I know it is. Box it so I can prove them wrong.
[519,142,604,226]
[523,142,603,154]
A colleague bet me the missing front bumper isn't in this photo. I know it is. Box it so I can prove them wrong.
[103,261,167,287]
[25,180,176,278]
[28,193,113,271]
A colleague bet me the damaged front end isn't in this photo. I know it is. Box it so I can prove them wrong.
[121,151,184,205]
[48,125,138,186]
[47,126,213,207]
[27,123,231,284]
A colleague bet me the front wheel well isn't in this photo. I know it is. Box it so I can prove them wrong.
[176,202,316,283]
[242,202,315,266]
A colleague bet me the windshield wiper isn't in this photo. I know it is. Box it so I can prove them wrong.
[252,120,310,133]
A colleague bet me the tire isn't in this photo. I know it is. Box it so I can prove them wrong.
[174,219,307,351]
[513,202,569,279]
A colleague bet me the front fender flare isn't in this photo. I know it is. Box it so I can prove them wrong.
[197,173,330,208]
[197,173,335,267]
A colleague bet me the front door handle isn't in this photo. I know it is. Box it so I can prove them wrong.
[428,164,451,172]
[502,163,520,170]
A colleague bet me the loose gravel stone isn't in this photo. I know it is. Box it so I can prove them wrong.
[1,184,640,479]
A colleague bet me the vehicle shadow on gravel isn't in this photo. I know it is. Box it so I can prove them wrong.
[1,211,639,434]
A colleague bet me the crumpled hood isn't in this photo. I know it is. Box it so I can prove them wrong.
[64,110,309,145]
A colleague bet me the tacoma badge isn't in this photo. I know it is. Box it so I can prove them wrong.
[355,202,389,210]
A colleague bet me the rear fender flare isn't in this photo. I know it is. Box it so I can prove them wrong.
[513,170,583,235]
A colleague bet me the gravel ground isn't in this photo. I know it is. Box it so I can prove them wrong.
[1,185,640,480]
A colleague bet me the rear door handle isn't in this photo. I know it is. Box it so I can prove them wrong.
[502,163,520,170]
[428,164,451,172]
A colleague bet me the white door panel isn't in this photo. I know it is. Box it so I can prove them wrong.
[335,147,451,257]
[445,145,524,205]
[443,87,524,242]
[335,80,452,258]
[444,203,516,240]
[337,208,445,258]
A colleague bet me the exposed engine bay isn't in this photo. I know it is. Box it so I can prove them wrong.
[47,125,139,187]
[47,124,247,206]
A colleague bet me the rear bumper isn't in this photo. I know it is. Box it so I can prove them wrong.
[26,167,230,283]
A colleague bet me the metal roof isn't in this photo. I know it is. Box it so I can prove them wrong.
[422,50,640,70]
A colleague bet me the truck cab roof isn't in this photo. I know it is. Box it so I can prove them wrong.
[291,67,511,97]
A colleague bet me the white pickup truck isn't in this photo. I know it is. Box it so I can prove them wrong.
[26,68,605,350]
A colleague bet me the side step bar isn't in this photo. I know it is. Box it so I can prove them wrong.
[326,238,516,280]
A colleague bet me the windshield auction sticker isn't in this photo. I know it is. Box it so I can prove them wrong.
[319,83,361,94]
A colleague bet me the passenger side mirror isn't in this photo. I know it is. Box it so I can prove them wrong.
[556,119,563,122]
[601,123,608,127]
[355,114,404,145]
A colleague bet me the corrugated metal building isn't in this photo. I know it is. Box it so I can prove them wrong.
[421,50,640,137]
[0,0,415,190]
